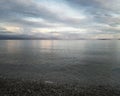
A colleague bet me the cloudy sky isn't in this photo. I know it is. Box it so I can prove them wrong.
[0,0,120,39]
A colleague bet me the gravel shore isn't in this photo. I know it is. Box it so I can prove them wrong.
[0,77,120,96]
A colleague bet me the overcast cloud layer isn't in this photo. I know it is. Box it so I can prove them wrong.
[0,0,120,39]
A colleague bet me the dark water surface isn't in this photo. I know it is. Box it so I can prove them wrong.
[0,40,120,86]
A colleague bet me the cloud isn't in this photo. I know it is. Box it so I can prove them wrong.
[65,0,120,23]
[0,0,120,39]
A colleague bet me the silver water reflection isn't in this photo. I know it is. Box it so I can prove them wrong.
[0,40,120,86]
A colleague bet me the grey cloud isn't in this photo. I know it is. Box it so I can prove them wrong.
[65,0,120,13]
[0,27,6,31]
[0,0,91,29]
[0,0,55,21]
[7,18,59,28]
[65,0,120,35]
[66,0,120,23]
[0,0,119,39]
[0,0,103,34]
[0,0,65,29]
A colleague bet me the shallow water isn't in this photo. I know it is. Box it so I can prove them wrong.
[0,40,120,86]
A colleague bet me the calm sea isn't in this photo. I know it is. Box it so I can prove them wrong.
[0,40,120,86]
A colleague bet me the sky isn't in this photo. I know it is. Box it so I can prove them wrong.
[0,0,120,39]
